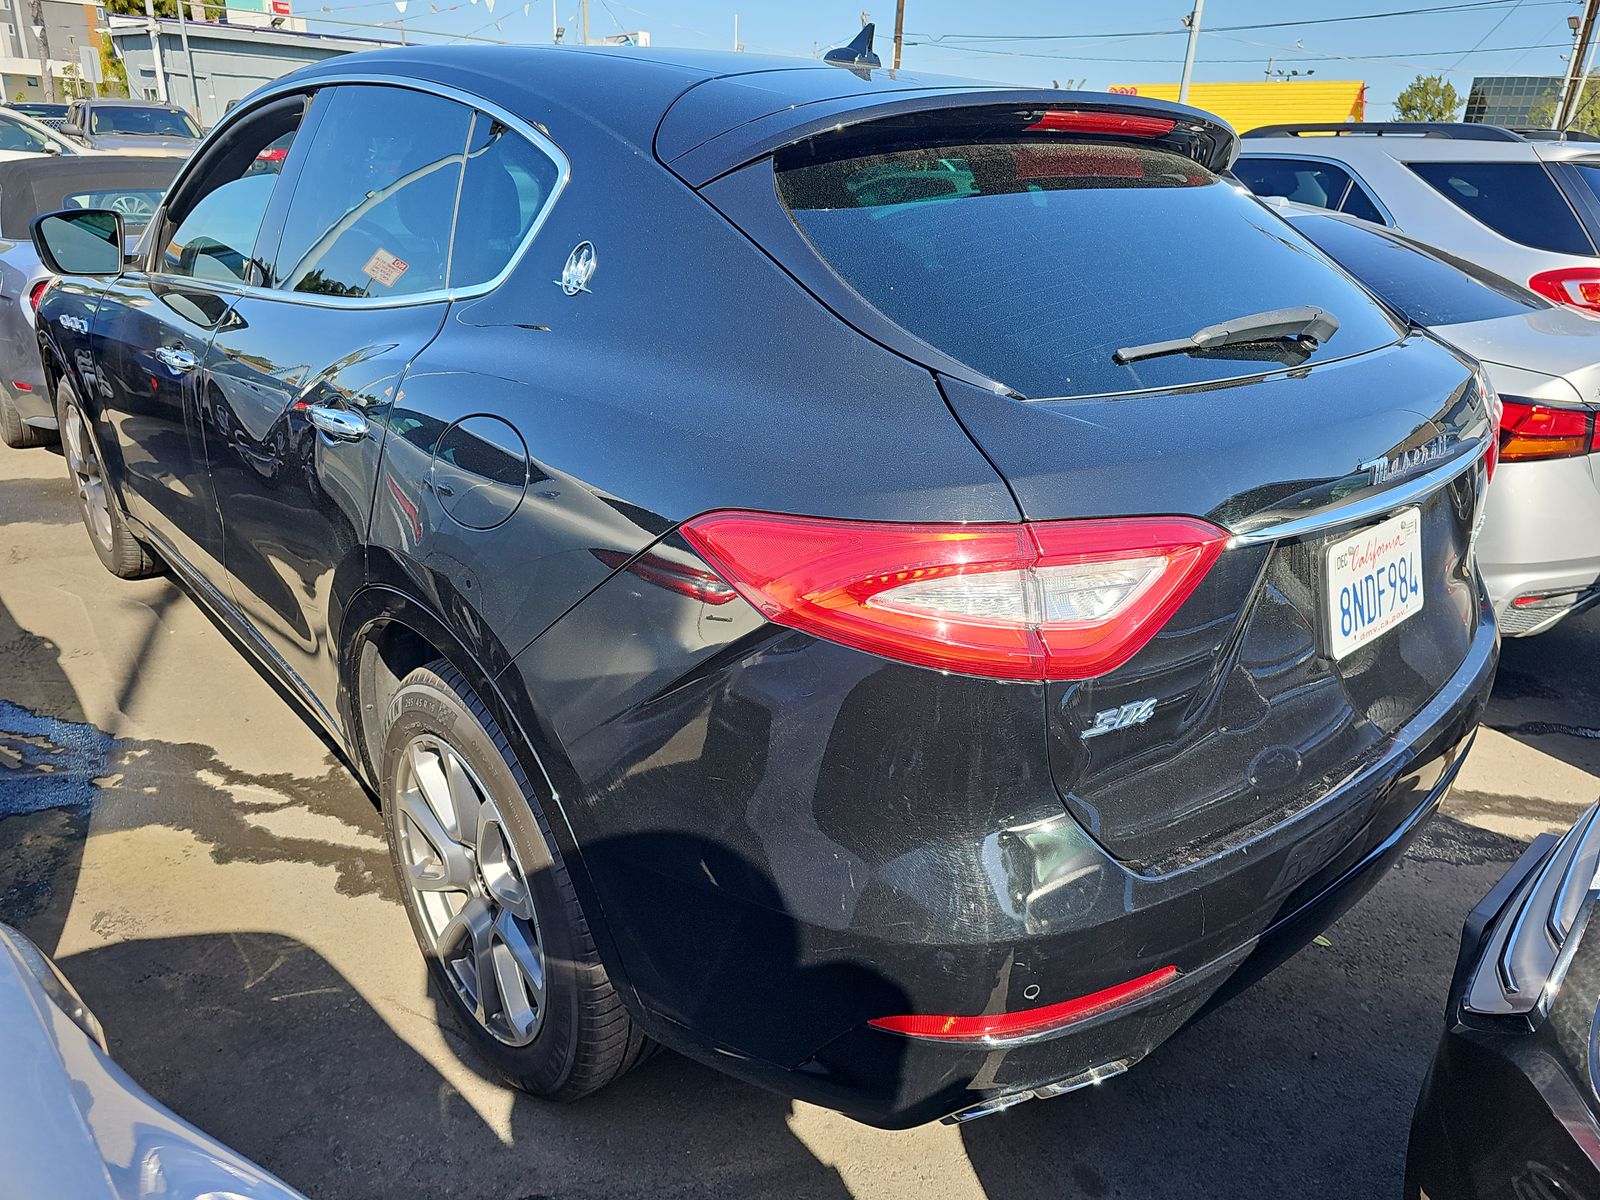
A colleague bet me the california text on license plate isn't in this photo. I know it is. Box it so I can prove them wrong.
[1324,507,1424,660]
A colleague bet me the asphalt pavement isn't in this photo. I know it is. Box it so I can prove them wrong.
[2,437,1595,1199]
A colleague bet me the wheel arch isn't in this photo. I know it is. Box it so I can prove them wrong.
[336,567,639,1004]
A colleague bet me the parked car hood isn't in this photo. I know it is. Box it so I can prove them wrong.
[88,133,196,156]
[1436,304,1600,403]
[0,925,306,1200]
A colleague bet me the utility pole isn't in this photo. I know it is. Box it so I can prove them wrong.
[1177,0,1204,104]
[892,0,905,70]
[143,0,167,103]
[1557,2,1599,130]
[176,0,199,117]
[732,12,738,51]
[27,0,53,101]
[580,0,588,44]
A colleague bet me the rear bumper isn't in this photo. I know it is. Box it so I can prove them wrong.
[622,606,1498,1127]
[1477,456,1600,636]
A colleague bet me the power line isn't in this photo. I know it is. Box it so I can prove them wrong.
[1447,0,1528,69]
[900,37,1571,66]
[908,0,1570,44]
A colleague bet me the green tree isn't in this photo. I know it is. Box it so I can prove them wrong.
[99,33,129,97]
[104,0,222,19]
[1395,74,1463,122]
[1530,79,1600,135]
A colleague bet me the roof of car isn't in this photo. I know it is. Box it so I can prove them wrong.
[265,44,1239,182]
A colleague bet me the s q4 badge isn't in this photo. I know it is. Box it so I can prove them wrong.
[1080,698,1157,740]
[557,241,596,296]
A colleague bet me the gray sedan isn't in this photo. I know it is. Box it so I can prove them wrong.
[0,155,178,448]
[0,922,307,1199]
[1285,204,1600,636]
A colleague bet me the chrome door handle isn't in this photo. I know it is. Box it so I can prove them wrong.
[154,346,197,373]
[304,404,369,442]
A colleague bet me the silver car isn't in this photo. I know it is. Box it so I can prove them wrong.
[63,98,202,157]
[1236,123,1600,319]
[1281,202,1600,635]
[0,922,306,1199]
[0,155,178,448]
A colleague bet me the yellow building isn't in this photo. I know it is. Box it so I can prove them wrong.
[1105,80,1367,134]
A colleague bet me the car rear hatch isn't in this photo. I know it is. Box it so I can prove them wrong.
[682,86,1492,871]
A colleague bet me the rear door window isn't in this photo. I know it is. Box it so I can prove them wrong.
[448,114,562,289]
[777,138,1401,400]
[269,85,472,299]
[1234,156,1353,211]
[1406,160,1593,255]
[1290,213,1545,327]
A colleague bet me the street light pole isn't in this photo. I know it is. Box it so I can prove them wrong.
[175,0,199,118]
[892,0,905,70]
[1557,2,1598,130]
[143,0,167,103]
[1177,0,1204,104]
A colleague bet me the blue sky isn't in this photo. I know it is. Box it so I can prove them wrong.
[302,0,1585,118]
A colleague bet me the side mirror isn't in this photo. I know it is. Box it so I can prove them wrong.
[32,208,124,277]
[41,141,59,155]
[60,122,84,139]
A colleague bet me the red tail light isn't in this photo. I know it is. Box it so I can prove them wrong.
[1025,110,1177,138]
[1528,268,1600,314]
[1499,397,1597,462]
[868,965,1180,1041]
[679,511,1227,681]
[28,279,49,311]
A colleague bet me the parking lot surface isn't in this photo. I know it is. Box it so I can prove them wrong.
[2,439,1596,1199]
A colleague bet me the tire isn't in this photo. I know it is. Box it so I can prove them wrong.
[55,379,159,579]
[379,659,653,1099]
[0,389,47,449]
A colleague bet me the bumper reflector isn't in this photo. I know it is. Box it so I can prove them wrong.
[869,965,1180,1042]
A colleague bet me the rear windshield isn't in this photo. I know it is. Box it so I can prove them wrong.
[90,106,200,138]
[1406,160,1592,256]
[777,140,1401,399]
[1291,213,1544,327]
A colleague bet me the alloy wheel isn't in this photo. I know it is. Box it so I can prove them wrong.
[394,734,547,1046]
[62,400,113,551]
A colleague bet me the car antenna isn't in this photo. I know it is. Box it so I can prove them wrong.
[823,22,882,70]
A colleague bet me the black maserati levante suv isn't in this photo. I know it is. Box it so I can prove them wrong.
[28,47,1498,1126]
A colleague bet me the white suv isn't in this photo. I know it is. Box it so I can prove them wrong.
[1235,122,1600,315]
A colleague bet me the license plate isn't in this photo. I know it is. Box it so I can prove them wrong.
[1324,507,1424,660]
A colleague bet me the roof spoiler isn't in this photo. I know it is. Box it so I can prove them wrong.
[1243,121,1524,142]
[661,90,1240,188]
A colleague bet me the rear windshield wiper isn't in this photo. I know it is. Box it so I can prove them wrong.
[1112,305,1340,366]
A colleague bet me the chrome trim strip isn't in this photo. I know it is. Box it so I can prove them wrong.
[1549,803,1600,945]
[151,73,571,312]
[1227,443,1487,547]
[1497,816,1581,997]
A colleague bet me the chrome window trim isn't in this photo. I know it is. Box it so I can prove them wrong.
[150,73,571,311]
[1227,442,1488,547]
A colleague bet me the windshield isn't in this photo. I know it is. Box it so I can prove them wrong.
[1289,213,1544,328]
[90,106,200,138]
[777,140,1402,399]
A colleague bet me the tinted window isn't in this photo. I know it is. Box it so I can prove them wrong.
[272,86,471,299]
[1407,160,1592,255]
[1234,156,1352,211]
[1291,213,1543,327]
[161,115,300,284]
[448,115,560,288]
[778,140,1401,400]
[90,105,199,138]
[0,114,49,153]
[1339,182,1386,225]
